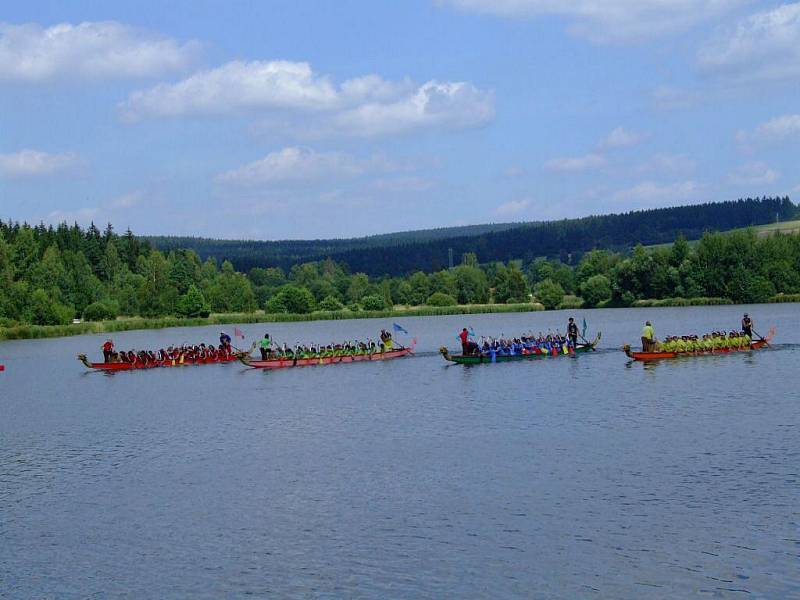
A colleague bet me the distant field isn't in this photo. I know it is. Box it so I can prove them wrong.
[752,219,800,235]
[645,219,800,250]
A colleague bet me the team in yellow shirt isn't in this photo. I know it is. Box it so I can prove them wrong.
[657,331,751,353]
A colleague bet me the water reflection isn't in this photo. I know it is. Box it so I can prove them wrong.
[1,303,799,598]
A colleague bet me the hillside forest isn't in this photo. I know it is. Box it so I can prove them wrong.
[1,203,799,327]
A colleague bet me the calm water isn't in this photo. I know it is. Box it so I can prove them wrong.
[1,304,799,599]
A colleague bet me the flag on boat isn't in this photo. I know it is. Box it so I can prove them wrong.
[468,327,476,337]
[234,326,245,339]
[581,318,587,339]
[393,323,408,334]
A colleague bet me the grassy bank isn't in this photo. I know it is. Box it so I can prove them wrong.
[767,293,800,303]
[2,294,797,341]
[0,302,546,341]
[630,297,733,308]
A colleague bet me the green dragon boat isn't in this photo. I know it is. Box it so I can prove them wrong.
[440,333,601,365]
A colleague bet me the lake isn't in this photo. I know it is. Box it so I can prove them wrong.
[1,303,799,599]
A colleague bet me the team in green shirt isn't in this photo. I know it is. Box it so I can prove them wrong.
[657,331,751,353]
[258,330,398,361]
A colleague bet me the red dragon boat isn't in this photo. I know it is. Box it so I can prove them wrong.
[78,343,255,371]
[239,341,416,369]
[623,328,775,361]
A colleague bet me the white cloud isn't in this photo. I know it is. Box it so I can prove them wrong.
[122,60,340,119]
[0,149,79,178]
[110,191,143,209]
[544,153,605,172]
[613,180,702,204]
[42,189,160,227]
[697,3,800,83]
[46,207,99,223]
[639,153,697,174]
[122,61,494,137]
[0,21,198,82]
[544,127,644,173]
[598,126,646,150]
[495,198,531,216]
[215,147,394,186]
[728,162,780,185]
[369,175,435,193]
[325,80,494,137]
[503,165,527,178]
[650,85,704,111]
[439,0,745,43]
[737,114,800,144]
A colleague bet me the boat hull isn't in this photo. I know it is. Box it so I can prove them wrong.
[78,346,252,371]
[440,333,600,365]
[240,347,414,369]
[623,338,771,361]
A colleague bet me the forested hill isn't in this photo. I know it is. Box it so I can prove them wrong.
[148,197,796,277]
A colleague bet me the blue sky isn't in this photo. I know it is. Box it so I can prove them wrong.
[1,1,798,238]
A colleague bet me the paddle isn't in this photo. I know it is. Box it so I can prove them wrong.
[752,329,771,348]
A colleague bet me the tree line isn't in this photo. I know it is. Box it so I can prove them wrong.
[1,218,799,327]
[148,197,796,276]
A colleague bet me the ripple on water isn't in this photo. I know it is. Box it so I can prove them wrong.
[1,304,800,598]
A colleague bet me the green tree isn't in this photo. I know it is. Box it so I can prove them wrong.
[534,278,564,310]
[266,285,315,314]
[83,300,120,321]
[429,270,457,297]
[29,288,73,325]
[393,280,412,305]
[576,250,613,285]
[248,266,286,287]
[318,295,344,311]
[176,284,210,317]
[168,249,201,293]
[426,291,457,306]
[360,294,385,310]
[11,227,39,280]
[347,273,370,303]
[580,274,612,307]
[407,271,430,305]
[495,264,528,303]
[99,241,123,282]
[670,235,691,267]
[29,245,67,297]
[453,265,489,304]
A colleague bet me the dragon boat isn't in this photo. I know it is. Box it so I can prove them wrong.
[440,333,601,365]
[78,343,255,371]
[623,328,775,361]
[239,341,415,369]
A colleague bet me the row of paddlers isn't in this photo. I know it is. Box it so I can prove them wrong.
[73,326,776,372]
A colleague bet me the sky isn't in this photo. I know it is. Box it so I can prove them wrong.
[1,0,798,239]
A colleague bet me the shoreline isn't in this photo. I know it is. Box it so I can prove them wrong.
[0,302,545,341]
[1,295,797,341]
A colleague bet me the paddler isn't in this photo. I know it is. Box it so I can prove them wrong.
[459,328,470,355]
[641,321,655,352]
[567,317,578,347]
[741,313,753,339]
[102,339,114,363]
[260,333,272,360]
[219,331,232,348]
